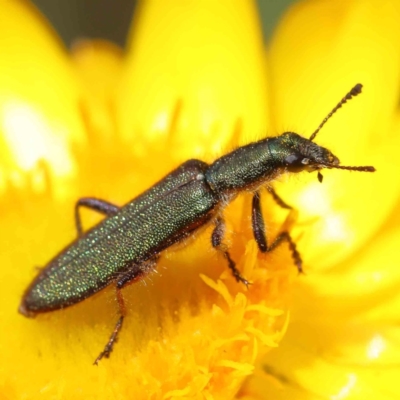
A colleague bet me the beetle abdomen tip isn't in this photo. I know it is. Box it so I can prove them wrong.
[18,301,37,318]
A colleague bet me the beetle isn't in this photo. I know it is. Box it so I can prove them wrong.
[19,84,375,364]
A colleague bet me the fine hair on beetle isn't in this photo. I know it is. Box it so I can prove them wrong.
[19,83,375,364]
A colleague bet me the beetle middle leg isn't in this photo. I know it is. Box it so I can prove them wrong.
[212,217,250,287]
[252,191,303,273]
[93,258,157,365]
[75,197,120,237]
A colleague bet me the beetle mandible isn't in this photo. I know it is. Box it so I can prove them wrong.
[19,84,375,364]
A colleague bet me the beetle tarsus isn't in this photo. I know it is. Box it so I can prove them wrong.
[271,232,303,274]
[212,217,251,287]
[252,192,303,273]
[94,315,124,365]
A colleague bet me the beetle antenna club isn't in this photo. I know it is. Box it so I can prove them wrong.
[309,83,363,141]
[306,83,375,178]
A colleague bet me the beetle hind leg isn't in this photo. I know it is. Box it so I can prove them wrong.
[212,217,250,287]
[75,197,120,237]
[252,191,303,273]
[93,258,157,365]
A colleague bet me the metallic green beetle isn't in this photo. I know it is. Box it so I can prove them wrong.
[20,84,375,364]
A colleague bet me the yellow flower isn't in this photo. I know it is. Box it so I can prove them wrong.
[1,1,284,399]
[239,1,400,399]
[1,1,399,399]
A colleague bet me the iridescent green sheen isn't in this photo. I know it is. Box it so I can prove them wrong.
[20,160,217,314]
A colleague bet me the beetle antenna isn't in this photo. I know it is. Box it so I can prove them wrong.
[328,164,376,172]
[309,83,363,141]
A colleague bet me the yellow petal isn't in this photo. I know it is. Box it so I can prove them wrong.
[240,1,400,399]
[0,0,86,198]
[268,0,400,269]
[116,0,269,161]
[71,39,123,143]
[4,2,293,399]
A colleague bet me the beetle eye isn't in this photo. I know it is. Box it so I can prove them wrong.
[284,154,311,172]
[284,154,301,165]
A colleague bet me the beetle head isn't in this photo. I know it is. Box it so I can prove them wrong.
[279,131,340,173]
[278,84,375,181]
[278,131,374,182]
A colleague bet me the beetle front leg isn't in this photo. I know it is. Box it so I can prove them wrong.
[252,191,303,273]
[75,197,120,237]
[267,186,292,210]
[93,258,157,365]
[212,217,250,287]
